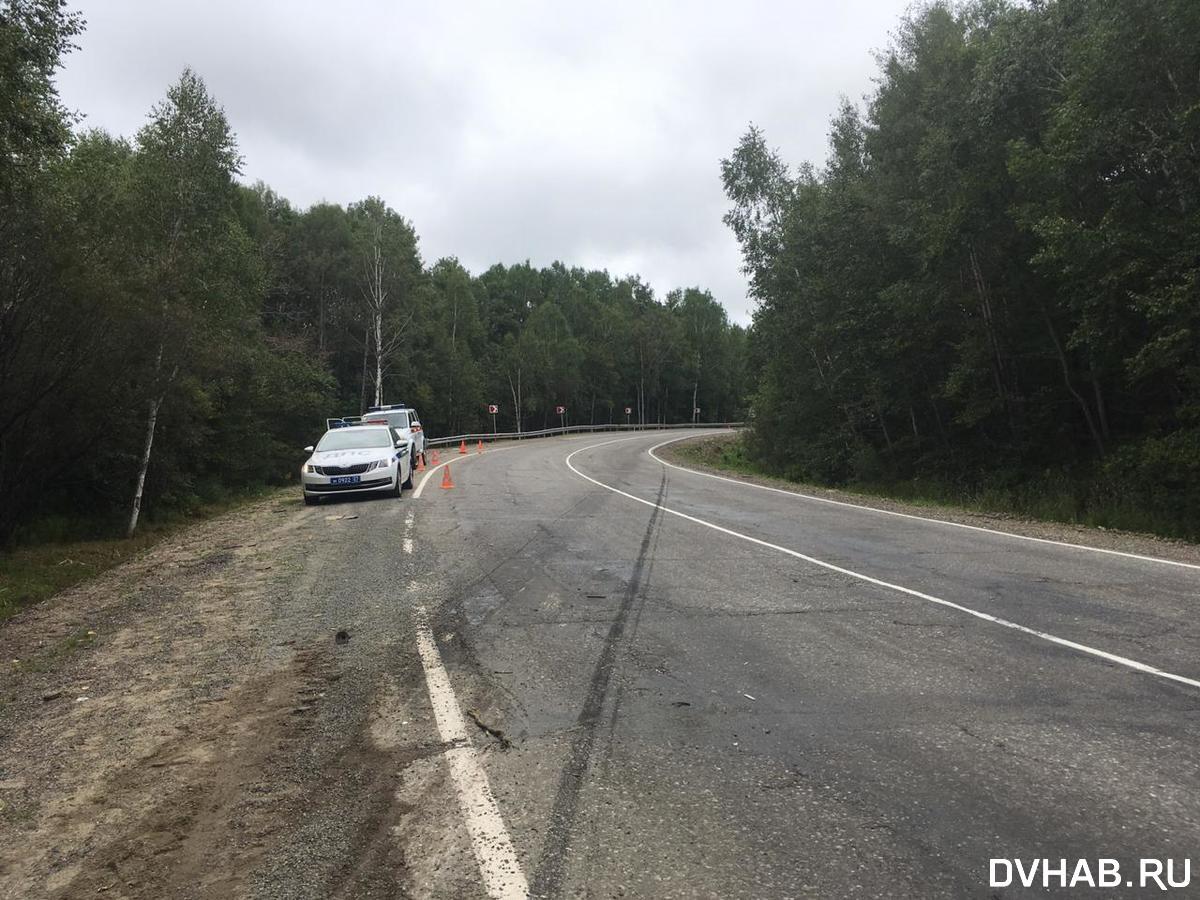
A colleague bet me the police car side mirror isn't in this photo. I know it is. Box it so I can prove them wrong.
[304,445,314,453]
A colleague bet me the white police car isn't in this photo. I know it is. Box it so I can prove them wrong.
[360,404,426,462]
[301,425,411,506]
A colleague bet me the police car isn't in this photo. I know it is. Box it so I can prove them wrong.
[301,425,411,505]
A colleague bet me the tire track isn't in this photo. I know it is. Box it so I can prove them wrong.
[528,469,668,898]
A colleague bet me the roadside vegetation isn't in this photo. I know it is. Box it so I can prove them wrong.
[0,485,284,621]
[673,433,1192,541]
[722,0,1200,542]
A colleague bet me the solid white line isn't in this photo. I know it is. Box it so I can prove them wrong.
[413,606,529,899]
[647,435,1200,572]
[566,437,1200,692]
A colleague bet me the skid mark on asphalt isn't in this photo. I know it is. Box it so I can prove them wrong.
[529,469,668,897]
[413,605,529,899]
[567,437,1200,693]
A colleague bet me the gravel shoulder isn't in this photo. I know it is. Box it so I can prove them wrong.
[0,487,473,900]
[660,433,1200,567]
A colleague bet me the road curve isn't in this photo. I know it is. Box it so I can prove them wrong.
[413,429,1200,899]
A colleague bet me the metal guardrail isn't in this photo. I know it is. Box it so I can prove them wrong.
[424,422,744,448]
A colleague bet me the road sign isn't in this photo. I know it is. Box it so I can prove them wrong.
[624,407,632,415]
[487,404,498,414]
[555,405,566,415]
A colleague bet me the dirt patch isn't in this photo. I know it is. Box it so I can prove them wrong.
[660,434,1200,566]
[46,648,341,899]
[0,490,330,898]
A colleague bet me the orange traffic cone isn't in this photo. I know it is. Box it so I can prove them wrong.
[440,465,455,489]
[431,449,440,465]
[458,440,468,455]
[416,453,426,472]
[476,440,484,453]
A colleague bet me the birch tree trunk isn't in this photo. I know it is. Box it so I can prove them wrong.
[359,334,368,413]
[373,304,383,407]
[127,390,163,537]
[507,365,522,433]
[127,340,176,537]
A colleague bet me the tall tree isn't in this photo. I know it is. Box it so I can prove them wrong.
[124,68,253,535]
[348,197,422,409]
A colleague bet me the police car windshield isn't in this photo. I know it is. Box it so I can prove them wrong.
[316,428,393,451]
[364,411,409,429]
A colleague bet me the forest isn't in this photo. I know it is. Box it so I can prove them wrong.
[723,0,1200,537]
[0,1,747,542]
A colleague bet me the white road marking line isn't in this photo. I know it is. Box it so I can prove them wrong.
[413,445,518,498]
[648,434,1200,571]
[566,437,1200,692]
[403,538,413,554]
[413,606,529,899]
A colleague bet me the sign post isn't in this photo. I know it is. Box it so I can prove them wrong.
[624,406,632,427]
[487,403,498,434]
[693,406,701,424]
[556,405,566,430]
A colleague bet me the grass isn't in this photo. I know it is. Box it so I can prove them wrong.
[669,433,1196,542]
[0,484,283,622]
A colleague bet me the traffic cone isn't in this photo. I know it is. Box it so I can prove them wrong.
[476,440,484,453]
[416,452,426,472]
[431,449,440,465]
[459,440,468,455]
[440,465,455,489]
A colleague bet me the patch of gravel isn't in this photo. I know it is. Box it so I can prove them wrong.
[660,434,1200,567]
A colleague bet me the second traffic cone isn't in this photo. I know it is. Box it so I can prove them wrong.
[458,440,468,455]
[476,440,484,453]
[416,452,426,472]
[431,449,440,465]
[440,465,455,489]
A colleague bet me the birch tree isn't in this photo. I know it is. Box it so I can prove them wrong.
[125,68,249,535]
[348,197,420,408]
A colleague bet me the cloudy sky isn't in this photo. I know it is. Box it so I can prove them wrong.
[55,1,907,323]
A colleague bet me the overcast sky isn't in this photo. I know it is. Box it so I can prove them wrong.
[55,1,907,323]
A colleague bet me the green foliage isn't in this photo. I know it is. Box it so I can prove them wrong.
[723,0,1200,539]
[0,0,82,196]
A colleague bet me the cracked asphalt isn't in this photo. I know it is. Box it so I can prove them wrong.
[3,429,1198,899]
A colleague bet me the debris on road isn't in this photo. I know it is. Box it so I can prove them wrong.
[466,707,513,749]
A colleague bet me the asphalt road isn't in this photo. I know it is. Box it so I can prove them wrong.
[8,429,1197,900]
[375,429,1200,899]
